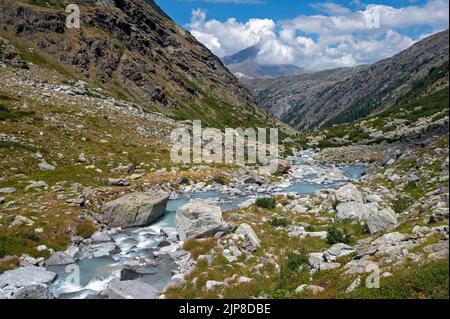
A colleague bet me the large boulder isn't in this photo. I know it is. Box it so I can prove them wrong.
[101,191,169,228]
[45,251,75,266]
[335,202,377,222]
[10,284,54,299]
[335,184,364,203]
[106,279,159,299]
[365,208,398,234]
[0,266,56,290]
[260,159,291,175]
[176,201,229,240]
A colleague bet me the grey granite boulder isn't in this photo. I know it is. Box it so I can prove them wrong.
[176,201,229,240]
[45,251,75,266]
[335,184,364,203]
[102,191,169,228]
[335,202,377,221]
[106,279,159,299]
[0,266,56,290]
[365,208,398,234]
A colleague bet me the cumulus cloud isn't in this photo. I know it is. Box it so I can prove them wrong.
[187,0,449,71]
[188,8,276,57]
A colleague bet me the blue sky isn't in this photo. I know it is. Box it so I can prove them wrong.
[155,0,449,70]
[157,0,429,25]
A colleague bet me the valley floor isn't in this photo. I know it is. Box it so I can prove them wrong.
[0,54,449,300]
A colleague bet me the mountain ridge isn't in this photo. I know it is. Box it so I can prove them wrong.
[244,30,449,131]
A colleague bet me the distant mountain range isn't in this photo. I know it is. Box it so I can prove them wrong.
[222,45,304,79]
[243,30,449,131]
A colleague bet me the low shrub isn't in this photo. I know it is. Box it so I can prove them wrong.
[256,197,276,209]
[327,227,351,245]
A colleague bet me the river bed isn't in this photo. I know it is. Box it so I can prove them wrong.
[46,155,365,299]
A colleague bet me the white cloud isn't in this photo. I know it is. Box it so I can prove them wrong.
[187,0,449,71]
[187,8,276,57]
[311,2,352,15]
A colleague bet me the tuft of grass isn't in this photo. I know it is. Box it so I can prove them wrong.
[76,222,96,239]
[392,197,412,214]
[256,197,276,209]
[0,141,28,149]
[270,217,290,228]
[0,256,20,274]
[275,250,310,294]
[212,175,227,185]
[0,104,35,121]
[183,238,216,260]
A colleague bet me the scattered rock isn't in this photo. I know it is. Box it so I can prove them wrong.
[11,215,34,227]
[0,187,16,194]
[91,231,112,243]
[108,178,130,186]
[365,208,398,234]
[24,181,47,191]
[323,243,355,262]
[205,280,226,291]
[38,161,56,171]
[295,284,324,295]
[345,277,361,293]
[91,242,120,258]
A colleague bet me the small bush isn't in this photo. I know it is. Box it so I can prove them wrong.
[270,217,289,228]
[270,289,288,299]
[282,148,294,158]
[180,176,190,184]
[256,197,276,209]
[392,197,412,214]
[212,175,226,185]
[24,232,40,242]
[276,250,309,291]
[286,251,309,271]
[327,227,351,245]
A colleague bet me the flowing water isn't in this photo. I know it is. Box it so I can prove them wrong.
[46,158,365,299]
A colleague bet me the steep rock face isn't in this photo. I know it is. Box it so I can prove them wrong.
[243,66,368,120]
[0,0,270,128]
[245,30,449,131]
